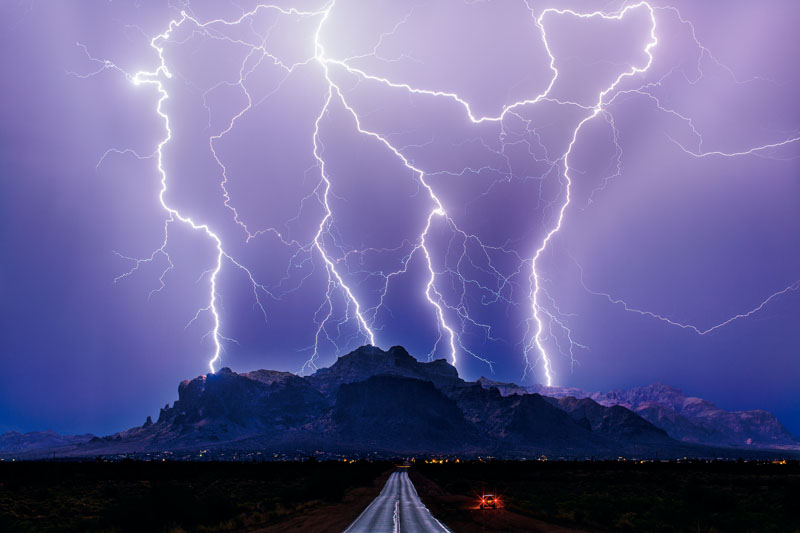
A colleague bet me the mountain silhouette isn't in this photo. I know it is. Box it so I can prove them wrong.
[2,346,797,459]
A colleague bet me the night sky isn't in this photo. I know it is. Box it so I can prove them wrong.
[1,0,798,437]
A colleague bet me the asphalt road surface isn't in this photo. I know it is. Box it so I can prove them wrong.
[344,469,451,532]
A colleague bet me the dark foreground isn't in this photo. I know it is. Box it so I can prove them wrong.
[411,460,800,533]
[1,460,799,532]
[0,460,392,532]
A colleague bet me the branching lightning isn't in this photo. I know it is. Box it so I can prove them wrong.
[585,278,800,336]
[76,0,799,383]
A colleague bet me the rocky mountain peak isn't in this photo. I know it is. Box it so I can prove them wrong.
[307,345,460,395]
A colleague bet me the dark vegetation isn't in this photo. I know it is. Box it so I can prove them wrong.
[0,459,391,532]
[3,459,798,532]
[413,460,800,532]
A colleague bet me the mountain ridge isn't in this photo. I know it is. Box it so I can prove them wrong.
[2,346,797,458]
[479,378,799,448]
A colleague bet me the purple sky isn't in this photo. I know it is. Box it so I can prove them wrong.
[1,0,798,437]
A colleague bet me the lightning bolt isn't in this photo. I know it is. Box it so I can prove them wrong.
[74,1,798,385]
[520,3,659,386]
[314,2,662,384]
[669,135,800,160]
[82,7,322,373]
[574,259,800,336]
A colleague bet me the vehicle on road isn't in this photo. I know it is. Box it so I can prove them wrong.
[479,493,498,509]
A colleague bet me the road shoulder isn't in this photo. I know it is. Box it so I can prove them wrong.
[250,468,394,533]
[408,469,588,533]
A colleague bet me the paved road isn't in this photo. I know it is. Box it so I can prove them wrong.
[343,470,451,532]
